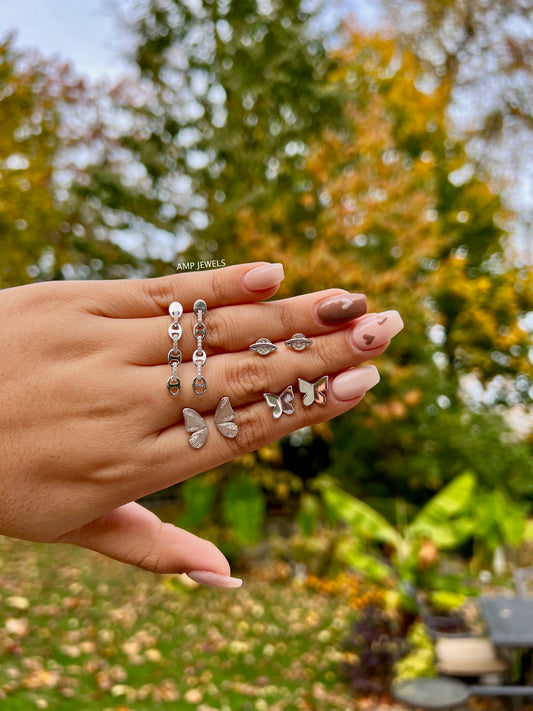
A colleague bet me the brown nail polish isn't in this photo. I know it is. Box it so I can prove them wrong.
[316,293,367,324]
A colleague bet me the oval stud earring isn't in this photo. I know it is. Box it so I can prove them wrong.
[285,333,313,351]
[250,338,277,356]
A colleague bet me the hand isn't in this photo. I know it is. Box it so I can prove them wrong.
[0,263,403,587]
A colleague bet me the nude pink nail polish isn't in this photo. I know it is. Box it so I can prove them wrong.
[331,365,380,401]
[351,310,404,350]
[187,570,243,589]
[242,263,284,292]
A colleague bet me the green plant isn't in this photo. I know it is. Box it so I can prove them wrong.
[394,622,436,681]
[307,471,525,613]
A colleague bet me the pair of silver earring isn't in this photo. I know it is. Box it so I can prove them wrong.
[264,376,328,419]
[167,300,207,397]
[183,397,238,449]
[249,333,313,356]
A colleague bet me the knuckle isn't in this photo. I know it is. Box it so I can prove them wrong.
[210,269,232,303]
[233,407,270,452]
[142,276,176,313]
[224,356,268,401]
[314,336,337,370]
[133,521,167,573]
[205,312,225,352]
[277,301,296,333]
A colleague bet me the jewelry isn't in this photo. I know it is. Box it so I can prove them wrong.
[249,338,277,356]
[167,301,183,396]
[298,376,329,406]
[285,333,313,351]
[264,386,295,419]
[215,397,238,438]
[192,299,207,395]
[183,408,208,449]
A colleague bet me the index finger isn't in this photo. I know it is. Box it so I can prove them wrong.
[85,262,285,319]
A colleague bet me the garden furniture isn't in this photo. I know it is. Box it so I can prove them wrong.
[391,677,470,710]
[513,568,533,598]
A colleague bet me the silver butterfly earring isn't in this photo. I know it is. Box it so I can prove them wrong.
[264,386,295,419]
[182,408,208,449]
[298,376,329,406]
[215,397,238,438]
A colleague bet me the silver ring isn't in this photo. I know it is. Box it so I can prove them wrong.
[249,338,277,356]
[285,333,312,351]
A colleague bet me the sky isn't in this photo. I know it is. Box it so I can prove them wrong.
[1,0,383,80]
[0,0,132,80]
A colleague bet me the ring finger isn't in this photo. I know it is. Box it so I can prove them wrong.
[137,364,382,497]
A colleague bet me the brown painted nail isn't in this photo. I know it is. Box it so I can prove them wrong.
[316,293,367,325]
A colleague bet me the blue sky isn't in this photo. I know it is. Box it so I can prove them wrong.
[0,0,132,79]
[1,0,382,79]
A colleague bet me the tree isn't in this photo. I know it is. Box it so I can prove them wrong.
[0,37,146,287]
[382,0,533,262]
[103,3,533,510]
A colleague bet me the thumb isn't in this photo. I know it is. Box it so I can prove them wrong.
[56,502,242,589]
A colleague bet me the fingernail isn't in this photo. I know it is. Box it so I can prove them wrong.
[331,365,380,401]
[187,570,243,589]
[243,263,284,292]
[351,310,404,350]
[316,293,367,324]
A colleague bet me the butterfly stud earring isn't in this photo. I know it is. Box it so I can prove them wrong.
[215,397,238,439]
[264,386,295,419]
[182,408,208,449]
[298,376,329,406]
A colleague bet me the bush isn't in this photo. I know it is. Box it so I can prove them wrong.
[339,605,408,696]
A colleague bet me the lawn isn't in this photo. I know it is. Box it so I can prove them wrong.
[0,534,365,710]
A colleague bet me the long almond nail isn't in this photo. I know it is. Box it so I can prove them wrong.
[242,263,284,292]
[187,570,243,589]
[351,310,404,350]
[331,365,380,401]
[316,293,367,324]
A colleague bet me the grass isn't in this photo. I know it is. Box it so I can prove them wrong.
[0,534,364,710]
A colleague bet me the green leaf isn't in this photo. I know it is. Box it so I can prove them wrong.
[411,472,476,530]
[323,486,403,549]
[409,519,475,550]
[336,540,392,583]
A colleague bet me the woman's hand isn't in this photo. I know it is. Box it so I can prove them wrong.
[0,262,403,587]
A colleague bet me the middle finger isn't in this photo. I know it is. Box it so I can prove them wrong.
[109,289,368,365]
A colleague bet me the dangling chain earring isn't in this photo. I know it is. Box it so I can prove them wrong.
[192,299,207,395]
[167,301,183,396]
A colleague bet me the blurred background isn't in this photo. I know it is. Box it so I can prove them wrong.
[0,1,532,709]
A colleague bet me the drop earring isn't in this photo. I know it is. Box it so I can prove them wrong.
[192,299,207,395]
[167,301,183,396]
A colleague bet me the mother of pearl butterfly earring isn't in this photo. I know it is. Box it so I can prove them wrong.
[263,386,295,419]
[298,376,329,406]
